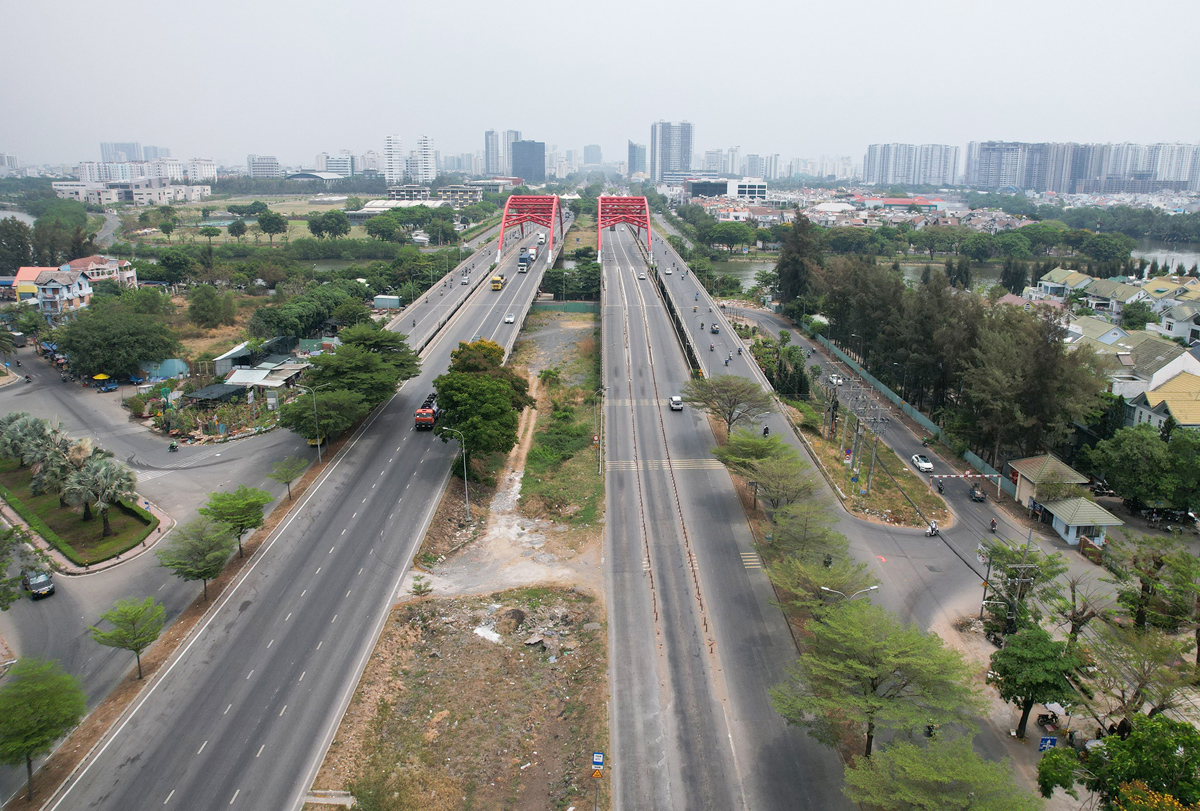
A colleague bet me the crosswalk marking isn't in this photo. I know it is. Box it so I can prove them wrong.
[740,551,761,570]
[606,459,724,472]
[135,470,173,482]
[642,556,651,572]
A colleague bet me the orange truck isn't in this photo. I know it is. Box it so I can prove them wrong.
[415,394,440,430]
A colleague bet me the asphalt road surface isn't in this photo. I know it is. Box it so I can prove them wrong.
[605,226,850,810]
[37,227,559,810]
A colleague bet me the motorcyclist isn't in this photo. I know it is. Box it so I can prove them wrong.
[709,343,714,351]
[990,518,997,533]
[937,480,944,494]
[737,347,742,355]
[762,425,770,437]
[169,440,178,452]
[23,374,30,383]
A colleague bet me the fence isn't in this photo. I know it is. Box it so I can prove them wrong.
[531,302,600,314]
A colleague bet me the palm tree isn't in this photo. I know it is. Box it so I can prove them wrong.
[0,415,48,467]
[64,457,137,536]
[31,427,106,508]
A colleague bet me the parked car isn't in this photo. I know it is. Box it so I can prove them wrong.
[21,569,55,599]
[98,380,119,393]
[828,374,845,386]
[911,454,934,473]
[669,395,683,411]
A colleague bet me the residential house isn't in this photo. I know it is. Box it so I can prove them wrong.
[1081,331,1200,399]
[1080,278,1148,319]
[14,266,52,302]
[1141,276,1199,312]
[1126,370,1200,430]
[1065,314,1128,346]
[66,255,138,288]
[34,269,92,324]
[1148,302,1200,344]
[997,292,1067,314]
[1033,268,1093,303]
[1007,453,1089,509]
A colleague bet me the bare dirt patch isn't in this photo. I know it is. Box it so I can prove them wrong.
[312,588,608,811]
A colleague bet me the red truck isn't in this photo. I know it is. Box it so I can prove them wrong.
[415,394,440,430]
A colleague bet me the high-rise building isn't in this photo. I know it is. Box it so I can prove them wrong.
[187,158,217,182]
[584,145,602,165]
[359,150,381,174]
[745,154,765,178]
[411,136,436,183]
[484,130,501,175]
[726,146,739,179]
[627,141,647,176]
[503,130,522,174]
[649,121,693,182]
[864,144,959,186]
[702,150,723,173]
[511,140,546,184]
[384,135,405,184]
[247,154,283,179]
[101,142,142,163]
[325,153,356,177]
[142,145,170,161]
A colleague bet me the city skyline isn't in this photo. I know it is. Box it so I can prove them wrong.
[3,0,1198,168]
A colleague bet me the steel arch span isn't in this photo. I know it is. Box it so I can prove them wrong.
[498,195,564,256]
[597,196,651,256]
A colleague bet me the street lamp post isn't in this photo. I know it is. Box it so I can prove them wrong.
[820,585,879,601]
[296,382,333,464]
[441,426,470,521]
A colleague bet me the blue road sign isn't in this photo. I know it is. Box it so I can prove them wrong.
[592,752,604,768]
[1038,736,1057,751]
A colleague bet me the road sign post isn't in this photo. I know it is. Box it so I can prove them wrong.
[592,751,604,811]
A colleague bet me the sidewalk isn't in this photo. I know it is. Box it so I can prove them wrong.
[0,492,175,576]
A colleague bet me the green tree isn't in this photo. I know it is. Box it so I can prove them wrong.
[267,455,309,500]
[159,220,175,242]
[306,211,328,239]
[89,596,165,679]
[199,485,272,558]
[157,247,194,283]
[339,323,420,379]
[987,626,1080,738]
[767,554,873,621]
[682,375,774,438]
[345,197,364,212]
[1084,624,1196,725]
[0,528,42,611]
[198,225,221,246]
[1038,714,1200,807]
[62,456,137,536]
[1104,532,1195,630]
[227,218,247,243]
[303,345,403,406]
[980,538,1068,632]
[1122,300,1157,331]
[712,427,791,471]
[433,371,522,455]
[844,735,1040,811]
[1084,426,1175,508]
[55,300,181,379]
[962,232,997,261]
[156,517,237,599]
[278,388,368,442]
[188,284,224,328]
[322,209,351,239]
[256,211,287,245]
[0,216,33,274]
[331,300,371,327]
[710,221,755,254]
[0,658,87,802]
[747,454,817,508]
[775,215,824,305]
[770,600,980,756]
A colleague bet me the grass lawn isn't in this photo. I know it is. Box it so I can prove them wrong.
[799,415,948,528]
[563,212,596,254]
[0,459,156,565]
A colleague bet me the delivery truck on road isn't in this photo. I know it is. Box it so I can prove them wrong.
[491,273,507,290]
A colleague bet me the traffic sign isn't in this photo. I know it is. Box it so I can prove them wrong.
[592,770,603,779]
[592,752,604,768]
[1039,736,1057,751]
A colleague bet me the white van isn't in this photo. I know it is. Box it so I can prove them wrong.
[537,233,546,245]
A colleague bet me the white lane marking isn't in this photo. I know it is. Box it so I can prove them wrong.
[300,590,306,597]
[352,512,357,519]
[285,612,292,621]
[256,744,265,758]
[229,789,239,804]
[315,567,321,575]
[340,529,346,536]
[197,741,207,754]
[357,568,363,575]
[329,546,335,554]
[267,639,274,649]
[331,614,338,623]
[224,704,231,715]
[361,498,366,504]
[163,789,174,804]
[158,584,166,592]
[298,671,306,682]
[246,670,253,679]
[316,641,322,650]
[279,705,287,717]
[346,589,352,597]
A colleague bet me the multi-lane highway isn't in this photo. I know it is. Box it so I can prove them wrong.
[604,226,850,810]
[41,221,565,810]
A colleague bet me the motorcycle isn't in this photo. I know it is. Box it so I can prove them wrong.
[762,426,770,437]
[23,374,31,383]
[709,344,714,352]
[936,480,944,494]
[921,436,931,446]
[168,443,178,453]
[990,519,997,534]
[925,524,939,537]
[737,347,742,355]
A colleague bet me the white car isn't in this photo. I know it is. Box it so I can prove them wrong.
[638,272,646,280]
[461,277,470,285]
[669,396,683,411]
[828,374,845,386]
[911,454,934,473]
[504,313,515,324]
[664,268,672,275]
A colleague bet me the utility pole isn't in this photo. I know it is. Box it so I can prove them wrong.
[865,435,880,495]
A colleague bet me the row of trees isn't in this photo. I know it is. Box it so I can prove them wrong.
[970,194,1200,245]
[0,199,98,272]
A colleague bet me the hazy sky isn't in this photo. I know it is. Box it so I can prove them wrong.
[4,0,1199,168]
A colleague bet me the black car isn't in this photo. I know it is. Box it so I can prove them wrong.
[21,569,55,599]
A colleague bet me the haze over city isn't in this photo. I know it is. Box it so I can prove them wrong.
[4,0,1200,166]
